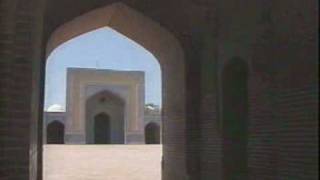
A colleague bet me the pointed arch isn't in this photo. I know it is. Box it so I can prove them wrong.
[46,2,187,177]
[47,121,65,144]
[145,122,161,144]
[86,90,125,144]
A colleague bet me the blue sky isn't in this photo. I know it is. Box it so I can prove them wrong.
[44,27,161,111]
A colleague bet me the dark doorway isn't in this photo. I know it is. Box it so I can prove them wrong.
[94,113,111,144]
[145,122,160,144]
[47,121,65,144]
[222,58,248,180]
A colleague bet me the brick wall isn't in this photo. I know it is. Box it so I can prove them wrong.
[0,0,44,179]
[275,85,318,179]
[0,0,32,179]
[200,93,222,180]
[247,75,278,180]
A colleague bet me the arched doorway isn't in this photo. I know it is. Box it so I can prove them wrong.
[94,113,111,144]
[47,121,65,144]
[145,122,160,144]
[222,58,248,180]
[86,90,125,144]
[44,2,186,178]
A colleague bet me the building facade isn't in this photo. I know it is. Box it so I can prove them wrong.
[43,105,162,144]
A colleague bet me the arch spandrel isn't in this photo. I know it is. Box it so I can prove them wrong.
[46,2,184,66]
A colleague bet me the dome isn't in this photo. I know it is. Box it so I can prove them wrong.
[47,104,65,112]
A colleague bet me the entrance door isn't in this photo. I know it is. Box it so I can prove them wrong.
[94,113,111,144]
[145,122,160,144]
[47,121,64,144]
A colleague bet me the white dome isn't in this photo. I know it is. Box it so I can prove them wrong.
[146,105,156,110]
[47,104,65,112]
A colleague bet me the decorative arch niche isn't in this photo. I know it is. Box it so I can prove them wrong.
[222,57,249,180]
[45,2,187,177]
[86,90,125,144]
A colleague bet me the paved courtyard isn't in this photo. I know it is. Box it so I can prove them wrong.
[43,145,162,180]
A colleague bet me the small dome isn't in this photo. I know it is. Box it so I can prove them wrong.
[47,104,65,112]
[146,105,156,110]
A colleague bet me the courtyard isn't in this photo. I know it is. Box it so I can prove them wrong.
[43,145,162,180]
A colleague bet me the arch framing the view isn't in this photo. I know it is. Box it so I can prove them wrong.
[45,2,187,178]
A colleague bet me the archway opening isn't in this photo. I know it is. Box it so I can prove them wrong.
[44,27,161,145]
[47,121,65,144]
[42,3,185,180]
[94,113,111,144]
[222,58,249,180]
[43,27,162,180]
[145,122,161,144]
